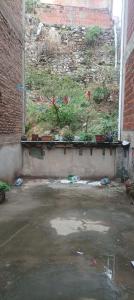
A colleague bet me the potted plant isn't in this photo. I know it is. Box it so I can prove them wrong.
[95,134,105,143]
[79,132,92,142]
[32,134,39,141]
[0,181,10,204]
[63,130,74,141]
[40,135,53,141]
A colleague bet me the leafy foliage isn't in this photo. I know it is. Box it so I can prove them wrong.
[63,130,74,141]
[26,69,118,140]
[85,26,102,45]
[25,0,39,13]
[26,69,84,102]
[93,86,110,104]
[0,181,10,191]
[79,132,92,141]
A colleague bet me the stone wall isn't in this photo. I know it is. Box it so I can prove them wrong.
[26,21,117,87]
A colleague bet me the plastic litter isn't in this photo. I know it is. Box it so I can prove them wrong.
[131,261,134,267]
[36,22,44,36]
[76,251,84,255]
[104,267,113,280]
[88,181,101,187]
[68,175,80,183]
[15,178,23,186]
[101,177,111,186]
[76,180,88,184]
[60,179,70,184]
[122,140,130,146]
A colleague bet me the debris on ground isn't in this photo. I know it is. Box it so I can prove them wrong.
[88,181,101,187]
[72,250,84,256]
[90,258,97,267]
[60,178,112,186]
[76,251,84,255]
[125,179,134,199]
[15,178,23,186]
[104,267,113,280]
[131,261,134,268]
[101,177,111,186]
[122,140,130,146]
[68,175,80,183]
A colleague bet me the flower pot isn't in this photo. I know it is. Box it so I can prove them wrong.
[0,190,5,204]
[32,134,39,141]
[95,135,105,143]
[40,135,53,141]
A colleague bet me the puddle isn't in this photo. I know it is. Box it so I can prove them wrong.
[50,217,110,236]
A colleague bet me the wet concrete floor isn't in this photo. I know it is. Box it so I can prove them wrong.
[0,180,134,299]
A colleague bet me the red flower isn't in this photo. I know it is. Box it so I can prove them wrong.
[85,91,91,100]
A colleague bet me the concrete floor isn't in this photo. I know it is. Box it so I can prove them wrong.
[0,180,134,300]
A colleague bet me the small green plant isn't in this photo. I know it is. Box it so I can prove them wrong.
[93,86,110,104]
[79,133,92,141]
[85,26,102,45]
[63,130,74,141]
[25,0,39,13]
[0,181,10,191]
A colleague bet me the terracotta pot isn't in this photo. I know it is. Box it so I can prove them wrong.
[32,134,39,141]
[40,135,53,141]
[95,135,105,143]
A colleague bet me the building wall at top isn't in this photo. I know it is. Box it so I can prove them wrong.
[37,0,113,28]
[40,0,113,11]
[0,0,24,181]
[127,0,134,42]
[37,5,113,27]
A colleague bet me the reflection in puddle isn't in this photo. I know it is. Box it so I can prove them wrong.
[50,217,109,236]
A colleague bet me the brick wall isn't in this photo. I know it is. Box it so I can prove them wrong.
[127,0,134,42]
[123,49,134,130]
[37,5,113,28]
[40,0,112,10]
[123,0,134,131]
[0,0,23,143]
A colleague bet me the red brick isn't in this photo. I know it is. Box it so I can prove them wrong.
[0,0,23,141]
[36,5,112,28]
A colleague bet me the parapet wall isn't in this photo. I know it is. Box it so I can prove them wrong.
[22,142,129,180]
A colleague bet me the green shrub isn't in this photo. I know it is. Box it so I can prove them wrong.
[26,69,84,102]
[25,0,39,13]
[85,26,102,45]
[93,86,110,104]
[79,133,92,141]
[63,130,74,141]
[0,181,10,191]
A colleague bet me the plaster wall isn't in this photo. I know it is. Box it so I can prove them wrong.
[22,147,117,179]
[0,144,22,183]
